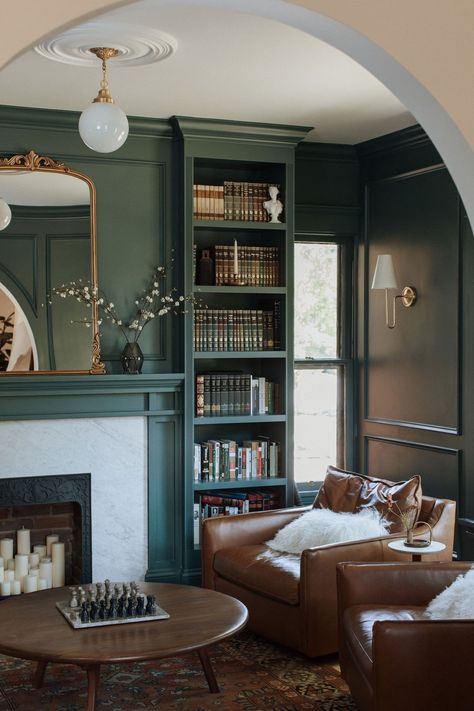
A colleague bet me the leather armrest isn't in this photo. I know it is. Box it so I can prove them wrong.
[337,561,471,610]
[373,619,474,711]
[201,506,309,589]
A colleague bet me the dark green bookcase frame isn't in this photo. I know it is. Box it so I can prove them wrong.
[173,116,310,585]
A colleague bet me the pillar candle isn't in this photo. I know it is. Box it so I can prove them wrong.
[38,578,47,590]
[14,553,29,581]
[33,544,47,559]
[233,239,238,274]
[46,535,59,557]
[29,566,40,578]
[1,581,11,596]
[7,559,15,571]
[17,528,30,555]
[11,580,21,595]
[0,566,3,583]
[29,552,40,568]
[4,569,14,582]
[0,556,3,567]
[24,575,38,593]
[51,542,65,587]
[0,538,13,561]
[39,559,53,588]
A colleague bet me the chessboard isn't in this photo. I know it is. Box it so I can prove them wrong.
[56,580,170,629]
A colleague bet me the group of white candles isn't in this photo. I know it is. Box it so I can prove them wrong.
[0,528,65,596]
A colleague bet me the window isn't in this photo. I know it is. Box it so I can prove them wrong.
[293,239,353,496]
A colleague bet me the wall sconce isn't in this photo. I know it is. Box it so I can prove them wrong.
[78,47,129,154]
[371,254,417,329]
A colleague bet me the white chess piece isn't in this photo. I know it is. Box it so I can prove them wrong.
[263,185,283,223]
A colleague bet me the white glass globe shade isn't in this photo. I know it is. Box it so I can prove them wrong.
[0,198,12,230]
[79,102,129,154]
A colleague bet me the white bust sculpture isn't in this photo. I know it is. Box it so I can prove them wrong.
[263,185,283,223]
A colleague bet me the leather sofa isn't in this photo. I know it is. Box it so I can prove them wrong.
[201,482,456,657]
[337,561,474,711]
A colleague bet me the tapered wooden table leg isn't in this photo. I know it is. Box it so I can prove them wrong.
[83,664,101,711]
[33,660,47,688]
[198,647,219,693]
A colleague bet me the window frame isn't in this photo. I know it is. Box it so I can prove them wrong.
[293,233,355,501]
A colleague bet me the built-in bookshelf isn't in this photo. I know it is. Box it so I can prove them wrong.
[174,116,309,584]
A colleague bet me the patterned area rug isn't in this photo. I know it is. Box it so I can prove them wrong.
[0,632,356,710]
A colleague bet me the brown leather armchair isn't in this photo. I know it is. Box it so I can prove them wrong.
[201,494,455,657]
[337,561,474,711]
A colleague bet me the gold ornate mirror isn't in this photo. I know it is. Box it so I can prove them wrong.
[0,151,104,374]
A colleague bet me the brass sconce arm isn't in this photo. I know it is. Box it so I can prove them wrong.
[384,286,417,329]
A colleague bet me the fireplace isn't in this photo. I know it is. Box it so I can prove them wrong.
[0,473,91,583]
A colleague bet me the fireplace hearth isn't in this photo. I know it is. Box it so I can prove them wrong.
[0,474,91,583]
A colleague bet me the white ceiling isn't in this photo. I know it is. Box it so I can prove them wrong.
[0,0,415,144]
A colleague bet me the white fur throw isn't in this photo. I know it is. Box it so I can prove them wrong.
[266,507,389,555]
[425,566,474,619]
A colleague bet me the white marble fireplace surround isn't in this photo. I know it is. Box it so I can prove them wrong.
[0,417,147,582]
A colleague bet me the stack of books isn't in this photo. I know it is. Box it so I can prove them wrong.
[194,489,281,543]
[193,307,280,352]
[195,373,281,417]
[193,181,280,222]
[213,244,280,286]
[193,438,280,482]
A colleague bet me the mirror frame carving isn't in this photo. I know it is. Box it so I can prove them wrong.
[0,150,105,375]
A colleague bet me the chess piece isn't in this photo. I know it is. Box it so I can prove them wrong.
[80,602,90,624]
[146,595,157,615]
[69,587,79,610]
[136,595,145,616]
[96,582,104,599]
[104,579,111,595]
[108,597,118,620]
[90,600,99,622]
[99,600,107,620]
[127,596,135,617]
[263,185,283,223]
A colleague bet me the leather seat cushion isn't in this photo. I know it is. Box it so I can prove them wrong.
[343,604,427,678]
[213,544,300,605]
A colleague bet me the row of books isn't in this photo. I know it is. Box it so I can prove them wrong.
[194,307,281,352]
[213,245,280,287]
[193,489,280,543]
[195,373,281,417]
[193,181,280,222]
[193,438,281,482]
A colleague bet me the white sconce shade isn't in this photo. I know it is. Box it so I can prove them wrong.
[79,102,129,153]
[0,197,12,230]
[371,254,398,290]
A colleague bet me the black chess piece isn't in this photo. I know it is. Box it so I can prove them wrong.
[108,597,118,620]
[80,602,90,624]
[136,595,145,616]
[126,596,135,617]
[99,600,106,620]
[146,595,157,615]
[90,600,99,622]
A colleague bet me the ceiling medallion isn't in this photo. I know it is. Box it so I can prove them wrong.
[34,21,177,67]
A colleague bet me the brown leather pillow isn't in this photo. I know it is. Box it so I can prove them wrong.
[313,465,422,534]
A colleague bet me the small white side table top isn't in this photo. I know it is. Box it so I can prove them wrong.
[388,539,446,561]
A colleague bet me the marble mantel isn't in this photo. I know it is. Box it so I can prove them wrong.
[0,374,184,583]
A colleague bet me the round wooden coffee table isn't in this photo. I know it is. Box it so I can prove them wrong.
[0,582,248,711]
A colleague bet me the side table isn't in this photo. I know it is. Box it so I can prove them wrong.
[388,539,446,562]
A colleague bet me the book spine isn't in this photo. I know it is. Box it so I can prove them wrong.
[203,374,211,417]
[195,374,204,417]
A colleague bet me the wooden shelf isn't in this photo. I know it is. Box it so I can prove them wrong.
[193,219,286,230]
[193,285,286,295]
[194,478,287,491]
[194,414,286,425]
[194,350,286,359]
